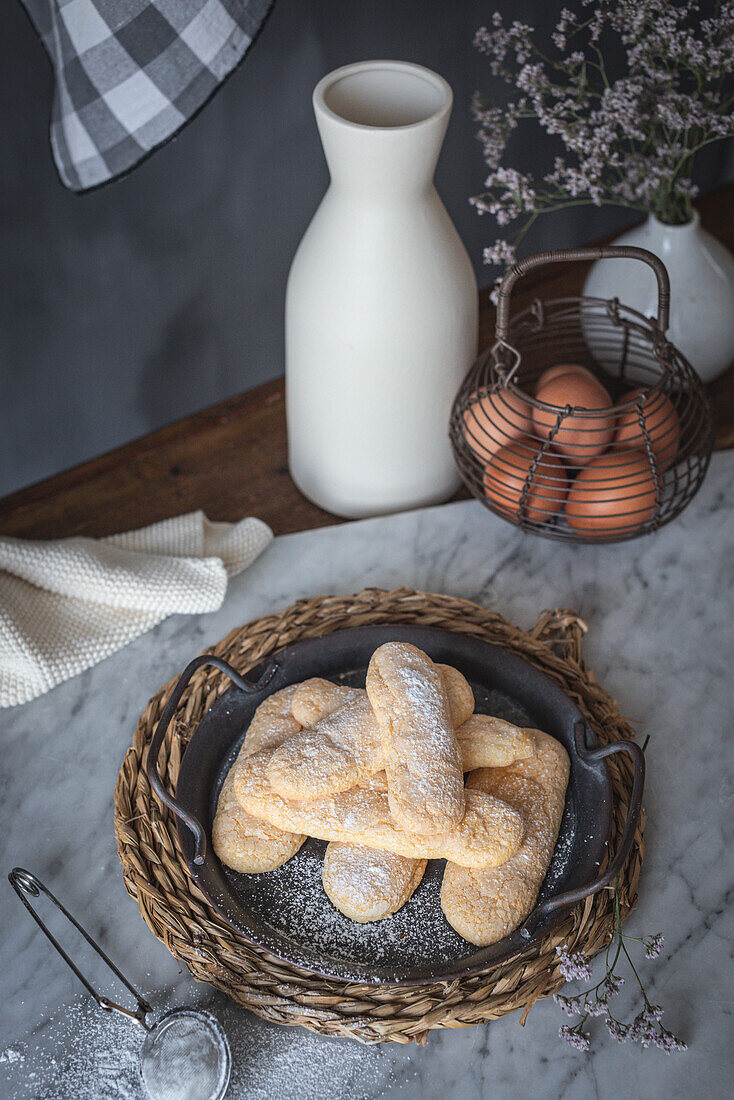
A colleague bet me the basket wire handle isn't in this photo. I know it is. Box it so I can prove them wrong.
[8,867,153,1029]
[493,246,671,384]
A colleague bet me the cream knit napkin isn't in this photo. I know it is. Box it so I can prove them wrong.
[0,511,273,708]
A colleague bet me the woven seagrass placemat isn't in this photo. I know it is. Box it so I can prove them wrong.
[113,587,645,1045]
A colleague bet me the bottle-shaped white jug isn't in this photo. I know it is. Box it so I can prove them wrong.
[286,61,478,518]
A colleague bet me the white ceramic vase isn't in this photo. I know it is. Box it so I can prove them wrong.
[285,60,478,518]
[582,211,734,383]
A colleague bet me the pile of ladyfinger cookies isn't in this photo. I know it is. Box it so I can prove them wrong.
[213,642,570,947]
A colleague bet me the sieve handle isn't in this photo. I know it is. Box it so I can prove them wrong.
[8,867,153,1029]
[145,655,279,865]
[519,719,645,939]
[494,246,671,345]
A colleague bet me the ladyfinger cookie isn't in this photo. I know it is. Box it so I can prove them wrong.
[212,685,305,873]
[436,664,475,728]
[322,843,427,923]
[366,643,465,835]
[267,693,383,801]
[212,768,305,873]
[233,749,523,868]
[455,715,536,771]
[244,683,302,755]
[440,729,570,945]
[290,679,359,727]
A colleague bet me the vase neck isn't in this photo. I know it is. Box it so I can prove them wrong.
[313,61,451,200]
[646,210,701,238]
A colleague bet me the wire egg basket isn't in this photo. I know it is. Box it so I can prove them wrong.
[449,246,714,544]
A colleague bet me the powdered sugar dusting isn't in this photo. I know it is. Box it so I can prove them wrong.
[397,666,438,712]
[225,840,467,974]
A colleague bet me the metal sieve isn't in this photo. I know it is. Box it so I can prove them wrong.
[8,868,231,1100]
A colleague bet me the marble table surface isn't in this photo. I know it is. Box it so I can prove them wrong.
[2,452,733,1100]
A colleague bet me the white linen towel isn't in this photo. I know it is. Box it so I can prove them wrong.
[0,511,272,707]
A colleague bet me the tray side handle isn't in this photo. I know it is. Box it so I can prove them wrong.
[520,719,645,939]
[145,654,278,864]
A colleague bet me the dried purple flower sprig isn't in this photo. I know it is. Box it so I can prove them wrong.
[472,1,734,299]
[553,886,686,1054]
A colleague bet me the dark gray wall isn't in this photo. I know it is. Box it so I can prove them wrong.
[1,0,731,497]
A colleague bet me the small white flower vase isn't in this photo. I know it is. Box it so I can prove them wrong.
[285,61,478,519]
[582,211,734,383]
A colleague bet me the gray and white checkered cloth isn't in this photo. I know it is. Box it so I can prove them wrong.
[21,0,274,191]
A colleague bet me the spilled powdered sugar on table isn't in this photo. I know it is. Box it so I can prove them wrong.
[1,990,397,1100]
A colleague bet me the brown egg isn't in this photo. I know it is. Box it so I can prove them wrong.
[614,388,680,469]
[534,363,598,393]
[483,440,568,523]
[532,373,614,465]
[462,389,533,462]
[565,450,659,536]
